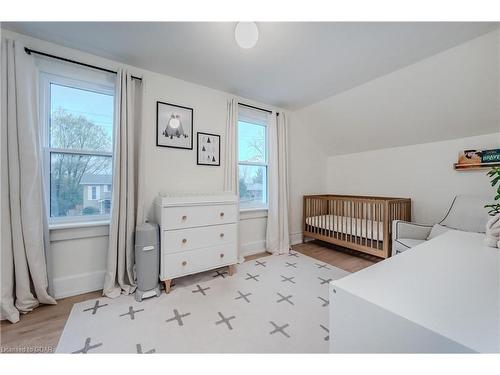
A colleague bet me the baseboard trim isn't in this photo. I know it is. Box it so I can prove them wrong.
[241,233,312,256]
[53,235,308,299]
[240,240,266,257]
[289,232,303,246]
[289,231,315,246]
[52,270,105,299]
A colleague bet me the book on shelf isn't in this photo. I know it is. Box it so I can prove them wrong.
[481,149,500,164]
[457,148,500,167]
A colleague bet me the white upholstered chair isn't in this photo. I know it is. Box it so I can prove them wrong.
[392,195,490,256]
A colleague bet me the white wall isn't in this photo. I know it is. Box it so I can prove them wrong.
[287,113,328,243]
[49,225,110,299]
[2,29,296,298]
[295,29,500,156]
[327,133,500,224]
[298,29,500,226]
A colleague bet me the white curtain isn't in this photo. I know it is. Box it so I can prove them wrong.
[103,69,144,298]
[1,39,56,323]
[266,112,290,255]
[224,98,238,193]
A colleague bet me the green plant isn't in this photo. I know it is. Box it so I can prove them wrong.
[485,166,500,216]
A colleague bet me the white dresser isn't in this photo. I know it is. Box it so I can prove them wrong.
[154,192,239,293]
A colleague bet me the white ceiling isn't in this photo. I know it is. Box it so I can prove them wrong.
[3,22,499,109]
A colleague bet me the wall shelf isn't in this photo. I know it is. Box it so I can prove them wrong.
[453,162,500,171]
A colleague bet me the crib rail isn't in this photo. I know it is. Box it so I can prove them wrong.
[303,195,411,258]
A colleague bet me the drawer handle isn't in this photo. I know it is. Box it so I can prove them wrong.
[182,238,187,244]
[220,253,224,258]
[182,261,187,266]
[220,212,225,218]
[182,215,187,221]
[220,233,225,238]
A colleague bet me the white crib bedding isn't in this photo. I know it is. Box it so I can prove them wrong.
[306,214,385,241]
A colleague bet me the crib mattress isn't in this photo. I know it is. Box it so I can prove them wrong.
[306,215,385,241]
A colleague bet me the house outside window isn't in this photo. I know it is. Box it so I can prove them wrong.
[238,105,269,210]
[81,176,112,215]
[39,62,115,224]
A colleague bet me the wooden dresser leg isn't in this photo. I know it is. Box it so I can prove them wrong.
[228,264,236,276]
[164,279,172,294]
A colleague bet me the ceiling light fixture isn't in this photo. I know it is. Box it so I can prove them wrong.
[235,22,259,49]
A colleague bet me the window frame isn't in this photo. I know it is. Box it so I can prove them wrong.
[237,118,269,211]
[40,72,115,225]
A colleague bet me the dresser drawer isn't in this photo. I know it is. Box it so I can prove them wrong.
[163,223,237,254]
[161,204,237,230]
[161,243,238,279]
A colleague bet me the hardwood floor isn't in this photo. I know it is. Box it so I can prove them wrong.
[294,240,380,273]
[0,240,377,353]
[0,290,102,353]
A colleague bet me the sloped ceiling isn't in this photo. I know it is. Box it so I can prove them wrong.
[295,29,500,156]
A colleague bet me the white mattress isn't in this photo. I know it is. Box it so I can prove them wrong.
[306,214,384,241]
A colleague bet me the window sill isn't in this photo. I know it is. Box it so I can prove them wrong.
[240,207,268,221]
[49,220,110,231]
[240,207,268,213]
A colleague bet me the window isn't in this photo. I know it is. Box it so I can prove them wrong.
[88,186,100,201]
[103,184,111,193]
[40,69,115,223]
[238,105,269,210]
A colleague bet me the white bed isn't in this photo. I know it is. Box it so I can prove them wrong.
[329,231,500,353]
[306,215,385,241]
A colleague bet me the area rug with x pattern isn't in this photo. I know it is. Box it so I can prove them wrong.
[56,251,349,353]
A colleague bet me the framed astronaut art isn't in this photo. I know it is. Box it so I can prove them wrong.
[197,132,220,166]
[156,101,193,149]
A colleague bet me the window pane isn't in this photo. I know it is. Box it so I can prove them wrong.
[50,153,112,218]
[238,121,266,163]
[50,84,114,152]
[239,165,267,207]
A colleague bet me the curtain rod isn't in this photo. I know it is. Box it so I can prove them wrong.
[24,48,281,114]
[239,102,279,116]
[24,47,143,81]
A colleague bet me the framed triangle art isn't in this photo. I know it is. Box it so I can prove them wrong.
[197,132,220,166]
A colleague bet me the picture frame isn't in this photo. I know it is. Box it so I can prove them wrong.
[156,101,193,150]
[197,132,220,166]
